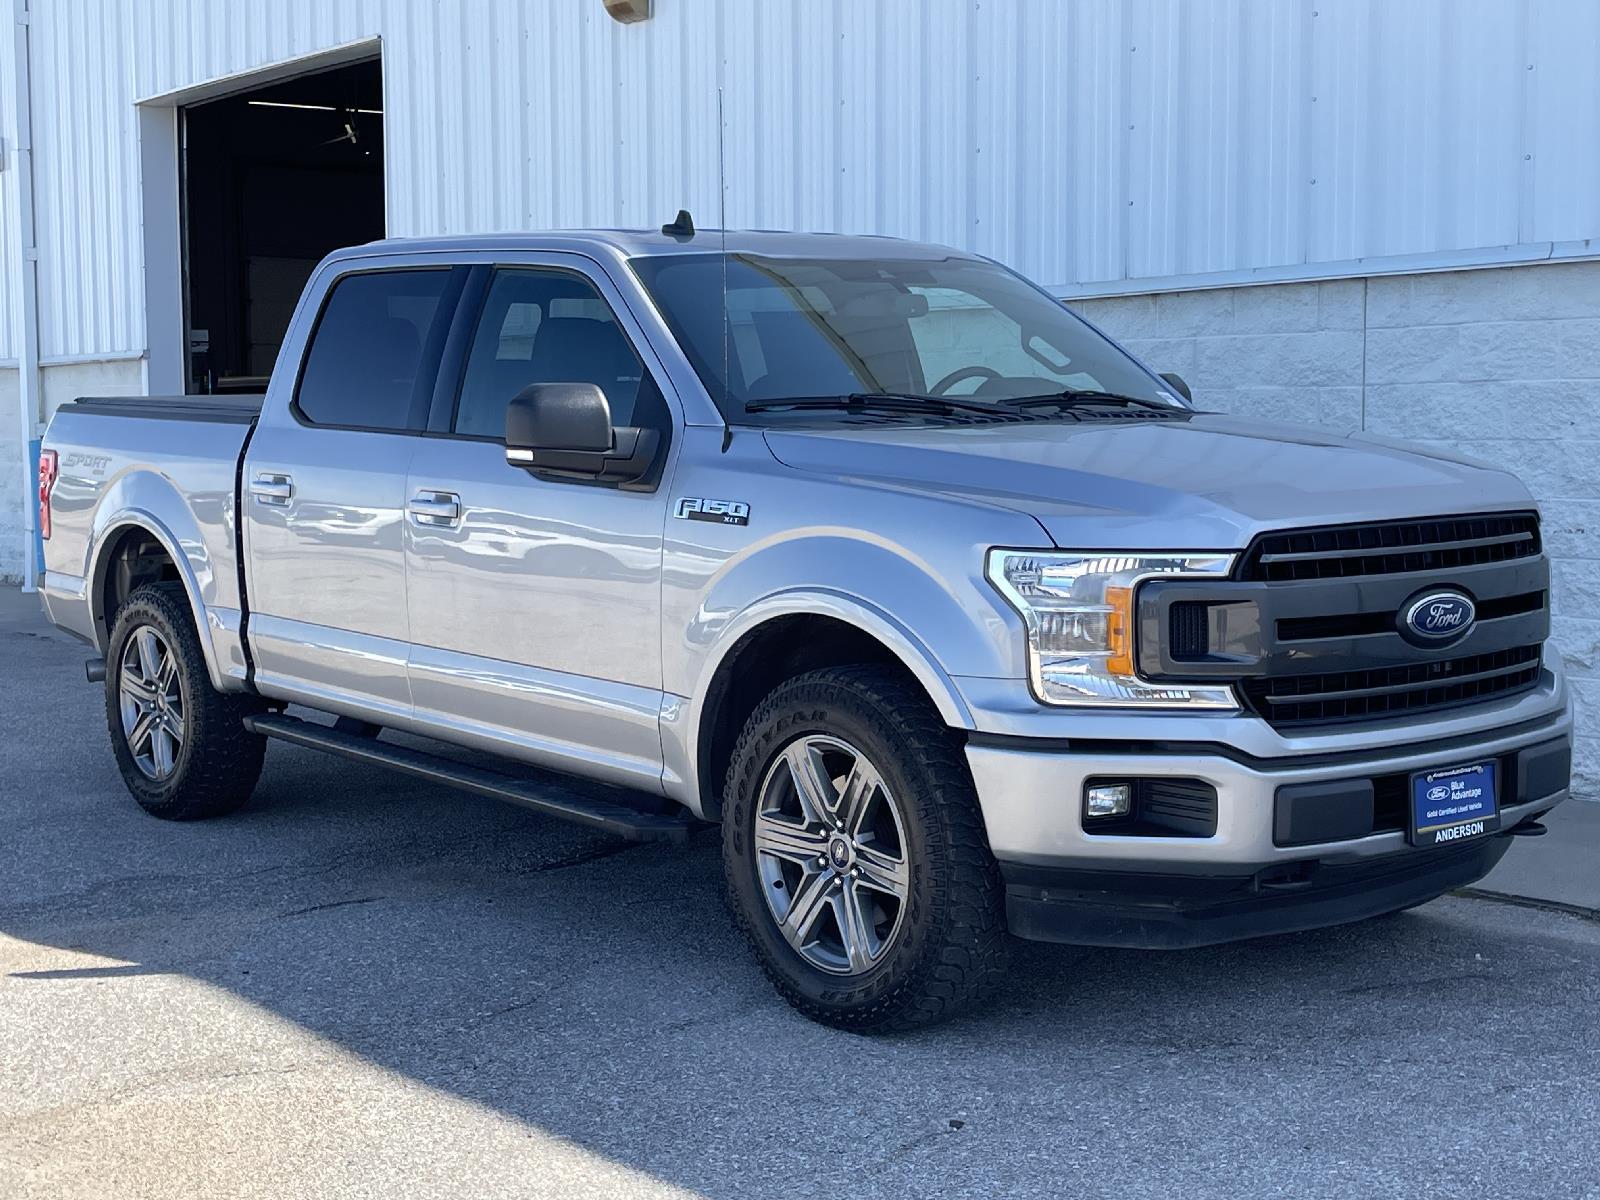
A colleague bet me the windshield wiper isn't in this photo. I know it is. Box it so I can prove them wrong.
[1006,388,1176,412]
[745,392,1011,418]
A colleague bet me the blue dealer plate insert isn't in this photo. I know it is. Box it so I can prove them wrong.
[1409,761,1498,847]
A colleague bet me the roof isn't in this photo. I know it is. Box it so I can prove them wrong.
[333,227,976,264]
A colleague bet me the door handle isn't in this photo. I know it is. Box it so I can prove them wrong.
[408,490,462,527]
[250,472,294,506]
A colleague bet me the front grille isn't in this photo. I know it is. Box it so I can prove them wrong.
[1241,644,1543,728]
[1239,512,1541,583]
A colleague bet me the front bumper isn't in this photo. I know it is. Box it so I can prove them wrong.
[1001,835,1520,949]
[964,687,1572,948]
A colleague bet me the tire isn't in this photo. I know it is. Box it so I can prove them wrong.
[722,665,1008,1032]
[104,582,266,820]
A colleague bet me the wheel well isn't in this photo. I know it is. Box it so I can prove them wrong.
[697,614,928,820]
[98,526,181,641]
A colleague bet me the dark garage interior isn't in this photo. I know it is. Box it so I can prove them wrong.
[181,57,385,393]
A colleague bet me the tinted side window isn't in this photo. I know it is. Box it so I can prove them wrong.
[296,270,452,430]
[454,269,657,439]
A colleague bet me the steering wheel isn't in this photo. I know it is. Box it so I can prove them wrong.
[929,365,1002,396]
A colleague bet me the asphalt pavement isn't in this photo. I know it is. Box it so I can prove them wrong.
[2,588,1597,1200]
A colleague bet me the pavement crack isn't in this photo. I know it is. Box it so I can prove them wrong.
[521,840,642,874]
[477,996,545,1024]
[864,1123,964,1174]
[656,1001,767,1035]
[274,895,386,919]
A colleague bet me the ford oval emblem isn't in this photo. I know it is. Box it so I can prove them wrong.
[1401,590,1476,644]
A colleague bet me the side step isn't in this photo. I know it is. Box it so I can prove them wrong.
[244,712,692,843]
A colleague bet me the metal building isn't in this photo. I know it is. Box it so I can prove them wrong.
[3,0,1597,782]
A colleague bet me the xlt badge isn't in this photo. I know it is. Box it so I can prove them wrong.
[675,497,751,526]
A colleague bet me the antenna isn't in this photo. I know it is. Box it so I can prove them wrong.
[661,209,695,238]
[717,86,731,450]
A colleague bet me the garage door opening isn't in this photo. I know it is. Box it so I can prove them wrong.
[180,57,384,394]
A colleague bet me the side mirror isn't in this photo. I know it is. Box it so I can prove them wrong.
[1159,372,1193,403]
[505,382,661,487]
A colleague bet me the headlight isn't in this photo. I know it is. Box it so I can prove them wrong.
[986,550,1238,708]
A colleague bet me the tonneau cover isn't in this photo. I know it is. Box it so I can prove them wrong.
[67,394,264,424]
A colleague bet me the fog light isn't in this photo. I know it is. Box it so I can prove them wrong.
[1085,782,1133,819]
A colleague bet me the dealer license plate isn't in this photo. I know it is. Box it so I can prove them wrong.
[1409,761,1499,847]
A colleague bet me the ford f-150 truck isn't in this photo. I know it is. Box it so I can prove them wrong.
[39,224,1573,1031]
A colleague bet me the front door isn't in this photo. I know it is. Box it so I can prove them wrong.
[243,264,464,718]
[402,262,676,790]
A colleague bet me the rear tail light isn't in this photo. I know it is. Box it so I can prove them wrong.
[38,449,58,540]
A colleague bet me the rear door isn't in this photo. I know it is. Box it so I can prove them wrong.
[243,262,466,718]
[400,257,678,791]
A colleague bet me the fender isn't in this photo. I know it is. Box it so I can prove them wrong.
[666,524,1032,691]
[657,515,1039,815]
[87,491,243,693]
[696,586,975,728]
[663,574,999,816]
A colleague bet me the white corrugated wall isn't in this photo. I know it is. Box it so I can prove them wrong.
[7,0,1600,362]
[0,6,19,365]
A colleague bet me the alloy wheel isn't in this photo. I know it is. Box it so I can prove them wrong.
[118,625,185,781]
[753,734,912,975]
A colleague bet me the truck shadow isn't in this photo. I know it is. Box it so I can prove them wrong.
[0,619,1589,1198]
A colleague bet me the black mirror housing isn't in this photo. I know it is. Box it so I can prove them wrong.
[1159,371,1193,403]
[506,381,613,452]
[505,382,661,487]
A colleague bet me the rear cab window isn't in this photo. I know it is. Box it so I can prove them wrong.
[294,268,461,431]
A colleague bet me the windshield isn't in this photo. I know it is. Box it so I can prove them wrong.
[629,252,1181,422]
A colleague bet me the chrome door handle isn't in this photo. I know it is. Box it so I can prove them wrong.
[408,490,462,527]
[250,472,294,506]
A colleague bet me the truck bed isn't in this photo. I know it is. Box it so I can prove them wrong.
[40,394,264,674]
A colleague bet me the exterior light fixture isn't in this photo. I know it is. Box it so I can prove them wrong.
[1085,783,1134,820]
[603,0,652,23]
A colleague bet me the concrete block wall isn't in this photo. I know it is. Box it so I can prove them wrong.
[1074,260,1600,796]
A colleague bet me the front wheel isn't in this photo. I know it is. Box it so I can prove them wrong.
[105,583,266,820]
[721,666,1008,1032]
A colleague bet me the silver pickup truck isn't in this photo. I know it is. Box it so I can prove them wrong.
[38,225,1573,1031]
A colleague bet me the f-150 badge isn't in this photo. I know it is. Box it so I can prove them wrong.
[675,497,751,526]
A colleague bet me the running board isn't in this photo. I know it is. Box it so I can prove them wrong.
[244,713,692,843]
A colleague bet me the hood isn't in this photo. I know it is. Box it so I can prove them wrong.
[761,413,1535,550]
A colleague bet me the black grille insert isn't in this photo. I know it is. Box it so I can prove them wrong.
[1276,589,1547,643]
[1169,601,1211,660]
[1241,645,1543,728]
[1240,512,1541,583]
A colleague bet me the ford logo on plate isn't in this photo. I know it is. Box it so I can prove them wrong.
[1401,590,1476,644]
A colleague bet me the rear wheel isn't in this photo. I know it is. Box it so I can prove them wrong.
[105,583,266,819]
[722,665,1008,1032]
